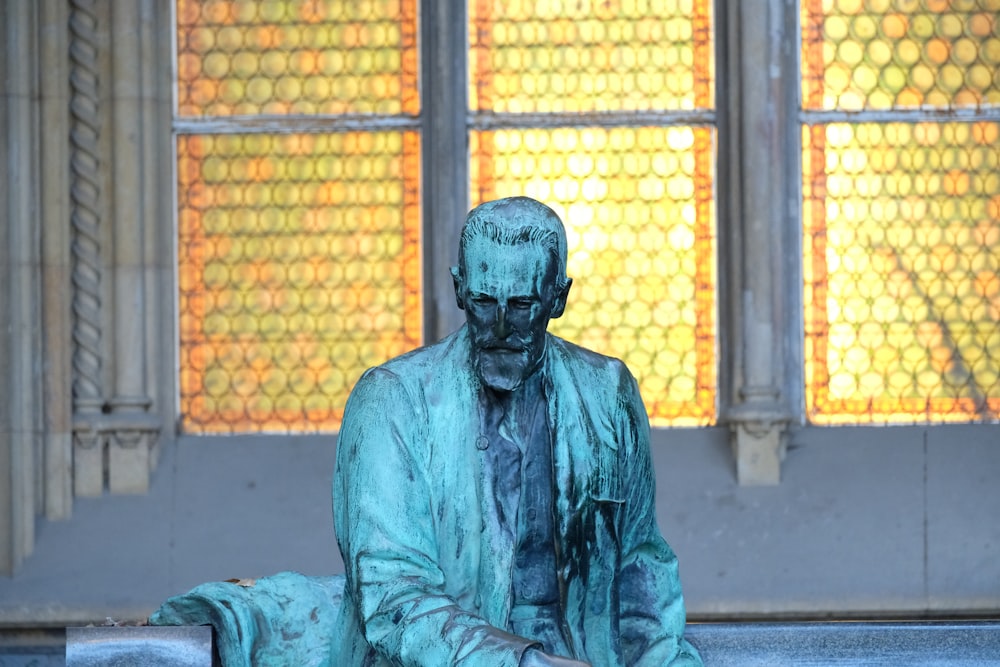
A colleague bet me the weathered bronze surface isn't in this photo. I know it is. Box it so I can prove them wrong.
[333,197,701,666]
[152,197,700,667]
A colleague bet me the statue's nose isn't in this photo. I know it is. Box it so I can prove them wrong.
[493,303,512,339]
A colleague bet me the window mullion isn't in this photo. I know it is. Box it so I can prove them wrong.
[721,0,800,484]
[420,0,469,342]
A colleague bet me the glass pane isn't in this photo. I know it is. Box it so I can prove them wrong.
[802,0,1000,110]
[177,131,422,433]
[471,126,716,425]
[804,121,1000,424]
[176,0,419,116]
[469,0,714,113]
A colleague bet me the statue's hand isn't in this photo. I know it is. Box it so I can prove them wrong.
[519,647,591,667]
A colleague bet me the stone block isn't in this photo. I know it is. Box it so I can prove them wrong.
[65,626,214,667]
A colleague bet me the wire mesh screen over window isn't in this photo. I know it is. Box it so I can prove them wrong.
[802,0,1000,424]
[468,0,711,113]
[176,0,418,116]
[470,0,716,426]
[175,0,421,433]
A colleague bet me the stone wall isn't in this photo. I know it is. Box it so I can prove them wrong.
[0,0,176,575]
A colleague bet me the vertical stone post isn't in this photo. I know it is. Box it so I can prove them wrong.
[105,0,158,494]
[0,0,43,574]
[723,0,797,484]
[140,0,176,467]
[422,0,469,340]
[40,0,75,520]
[69,0,108,497]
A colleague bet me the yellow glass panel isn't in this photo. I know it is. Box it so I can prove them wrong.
[177,131,421,433]
[471,127,716,425]
[804,121,1000,424]
[176,0,419,116]
[469,0,714,113]
[802,0,1000,110]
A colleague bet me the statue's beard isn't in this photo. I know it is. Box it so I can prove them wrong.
[474,347,537,393]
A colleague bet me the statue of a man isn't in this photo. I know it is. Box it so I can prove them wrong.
[333,197,701,667]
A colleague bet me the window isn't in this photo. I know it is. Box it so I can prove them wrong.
[467,1,717,425]
[172,0,999,435]
[801,0,1000,424]
[173,0,718,433]
[175,1,422,432]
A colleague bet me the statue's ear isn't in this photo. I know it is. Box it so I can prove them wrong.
[550,277,572,319]
[451,266,465,310]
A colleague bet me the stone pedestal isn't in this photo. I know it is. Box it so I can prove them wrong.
[66,626,215,667]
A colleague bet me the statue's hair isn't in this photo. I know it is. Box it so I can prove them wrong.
[458,196,568,287]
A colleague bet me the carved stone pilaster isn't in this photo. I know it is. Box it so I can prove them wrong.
[721,0,797,485]
[2,0,43,576]
[69,0,102,406]
[69,0,108,496]
[68,0,162,496]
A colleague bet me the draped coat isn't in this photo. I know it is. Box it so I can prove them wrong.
[332,326,701,667]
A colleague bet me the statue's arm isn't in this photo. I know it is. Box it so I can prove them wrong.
[334,368,537,667]
[613,366,704,667]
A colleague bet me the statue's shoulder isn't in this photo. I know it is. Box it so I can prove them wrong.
[356,328,468,392]
[545,334,639,407]
[546,334,631,380]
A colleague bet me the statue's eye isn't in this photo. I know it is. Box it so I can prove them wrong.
[510,298,535,310]
[471,295,496,307]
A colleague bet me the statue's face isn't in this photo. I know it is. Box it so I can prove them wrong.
[456,236,563,392]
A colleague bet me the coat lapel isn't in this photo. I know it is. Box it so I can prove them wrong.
[544,337,622,665]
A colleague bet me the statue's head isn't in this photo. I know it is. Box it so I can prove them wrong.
[451,196,573,392]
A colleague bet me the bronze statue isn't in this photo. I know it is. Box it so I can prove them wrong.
[333,196,701,666]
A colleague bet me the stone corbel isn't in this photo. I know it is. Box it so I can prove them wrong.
[73,409,160,496]
[726,388,789,486]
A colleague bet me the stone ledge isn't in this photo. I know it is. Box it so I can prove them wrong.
[686,620,1000,665]
[50,621,1000,666]
[65,626,214,667]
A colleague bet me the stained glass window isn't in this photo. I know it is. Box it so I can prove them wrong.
[175,0,420,433]
[469,0,716,426]
[802,0,1000,424]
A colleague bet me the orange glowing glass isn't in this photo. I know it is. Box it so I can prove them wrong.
[802,1,1000,424]
[177,132,422,433]
[176,0,419,116]
[804,122,1000,424]
[471,127,716,426]
[801,0,1000,110]
[470,0,714,113]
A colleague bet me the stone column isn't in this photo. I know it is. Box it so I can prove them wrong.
[40,0,75,520]
[422,0,469,340]
[140,0,177,469]
[104,0,159,494]
[69,0,109,497]
[0,0,43,574]
[722,0,797,484]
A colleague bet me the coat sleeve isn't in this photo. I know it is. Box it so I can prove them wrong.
[333,368,538,667]
[613,365,703,667]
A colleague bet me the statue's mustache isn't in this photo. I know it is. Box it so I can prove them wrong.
[474,339,529,352]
